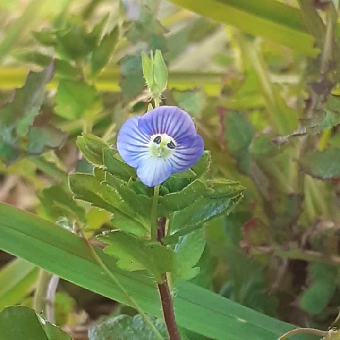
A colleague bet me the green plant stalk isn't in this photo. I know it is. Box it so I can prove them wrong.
[80,231,164,340]
[165,218,174,292]
[151,185,160,241]
[33,269,50,314]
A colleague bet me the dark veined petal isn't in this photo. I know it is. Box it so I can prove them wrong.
[138,106,197,141]
[117,116,150,167]
[169,134,204,173]
[137,157,172,187]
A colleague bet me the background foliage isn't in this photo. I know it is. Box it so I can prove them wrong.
[0,0,340,339]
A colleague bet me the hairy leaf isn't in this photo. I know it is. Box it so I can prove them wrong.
[76,134,110,166]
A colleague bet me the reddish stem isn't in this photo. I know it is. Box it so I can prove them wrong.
[157,217,180,340]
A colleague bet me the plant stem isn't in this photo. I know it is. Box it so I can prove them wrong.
[156,218,180,340]
[154,96,161,108]
[45,275,60,324]
[158,275,180,340]
[151,185,160,241]
[33,269,50,313]
[279,328,327,340]
[80,231,163,340]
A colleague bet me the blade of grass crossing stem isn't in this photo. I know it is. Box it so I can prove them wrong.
[166,0,318,56]
[0,203,317,340]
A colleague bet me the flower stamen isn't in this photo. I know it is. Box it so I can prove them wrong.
[153,135,161,144]
[167,141,176,149]
[149,133,177,159]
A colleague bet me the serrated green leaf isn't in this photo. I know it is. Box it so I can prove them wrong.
[98,230,175,282]
[76,134,109,165]
[104,172,151,222]
[174,229,205,280]
[91,27,119,76]
[191,151,211,178]
[165,192,244,244]
[69,173,120,212]
[40,185,86,223]
[103,148,136,181]
[300,147,340,179]
[55,80,99,120]
[69,173,147,230]
[205,179,246,199]
[159,179,206,212]
[111,212,147,237]
[88,314,167,340]
[171,169,196,180]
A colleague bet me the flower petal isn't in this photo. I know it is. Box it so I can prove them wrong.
[117,116,150,167]
[138,106,197,141]
[137,157,172,187]
[169,134,204,173]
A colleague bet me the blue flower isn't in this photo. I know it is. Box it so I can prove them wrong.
[117,106,204,187]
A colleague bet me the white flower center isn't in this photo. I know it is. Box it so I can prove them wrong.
[148,133,177,158]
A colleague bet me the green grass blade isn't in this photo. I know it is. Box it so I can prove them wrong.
[0,258,38,311]
[167,0,318,56]
[0,203,316,340]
